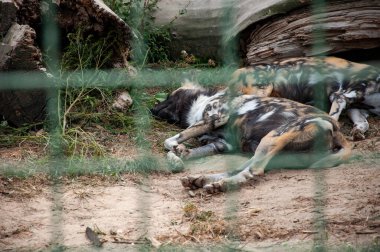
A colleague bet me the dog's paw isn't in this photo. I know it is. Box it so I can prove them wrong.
[180,175,209,189]
[167,151,185,173]
[164,137,179,151]
[204,179,241,194]
[351,127,366,141]
[173,144,190,158]
[204,181,227,193]
[181,173,228,190]
[204,171,255,194]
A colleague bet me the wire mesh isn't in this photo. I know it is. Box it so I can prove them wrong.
[0,0,379,251]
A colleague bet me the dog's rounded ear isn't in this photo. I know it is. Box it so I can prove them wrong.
[229,68,274,97]
[229,68,249,95]
[180,79,203,90]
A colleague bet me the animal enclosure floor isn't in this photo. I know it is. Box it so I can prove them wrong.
[1,116,380,250]
[1,150,379,251]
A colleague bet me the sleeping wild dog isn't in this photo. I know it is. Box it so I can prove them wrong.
[230,57,380,140]
[151,81,351,193]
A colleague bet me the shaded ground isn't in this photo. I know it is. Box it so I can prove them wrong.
[0,117,379,251]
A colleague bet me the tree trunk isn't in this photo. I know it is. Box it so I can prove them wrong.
[0,23,42,71]
[244,0,380,65]
[153,0,309,60]
[0,0,132,127]
[0,21,46,127]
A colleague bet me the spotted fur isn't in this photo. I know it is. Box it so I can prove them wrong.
[151,82,351,193]
[230,56,380,140]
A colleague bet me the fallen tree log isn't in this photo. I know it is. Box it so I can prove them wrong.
[57,0,132,66]
[0,0,132,127]
[0,23,42,71]
[0,23,46,127]
[244,0,380,65]
[153,0,309,60]
[0,0,18,35]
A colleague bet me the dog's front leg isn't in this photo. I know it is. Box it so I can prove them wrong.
[164,116,229,151]
[181,139,233,159]
[165,116,229,173]
[164,121,212,151]
[329,93,347,120]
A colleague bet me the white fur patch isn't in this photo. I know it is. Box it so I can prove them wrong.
[335,72,344,86]
[186,92,225,126]
[304,118,333,131]
[180,79,203,91]
[257,110,275,122]
[347,109,369,132]
[282,111,296,118]
[308,72,322,85]
[164,134,180,150]
[295,72,302,83]
[237,100,259,115]
[364,93,380,115]
[343,91,357,99]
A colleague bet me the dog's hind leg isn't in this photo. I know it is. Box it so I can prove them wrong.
[202,129,299,193]
[347,108,369,140]
[181,128,299,191]
[178,139,234,188]
[193,118,350,193]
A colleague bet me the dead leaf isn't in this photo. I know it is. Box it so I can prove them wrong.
[85,227,103,247]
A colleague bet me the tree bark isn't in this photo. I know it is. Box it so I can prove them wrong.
[0,0,132,127]
[0,22,46,127]
[0,23,42,71]
[0,0,18,36]
[244,0,380,65]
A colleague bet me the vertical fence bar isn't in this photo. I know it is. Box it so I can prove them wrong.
[128,1,153,248]
[311,0,328,250]
[220,0,240,245]
[41,1,64,249]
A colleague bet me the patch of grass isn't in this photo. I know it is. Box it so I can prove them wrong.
[104,0,174,64]
[62,128,106,157]
[182,202,228,240]
[0,122,47,148]
[61,27,116,70]
[57,27,138,158]
[1,1,226,177]
[0,153,172,179]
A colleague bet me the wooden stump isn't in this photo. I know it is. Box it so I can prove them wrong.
[0,0,132,127]
[0,0,18,35]
[0,23,46,127]
[244,0,380,65]
[0,23,42,70]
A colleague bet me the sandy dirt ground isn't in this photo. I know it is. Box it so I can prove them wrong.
[1,119,380,251]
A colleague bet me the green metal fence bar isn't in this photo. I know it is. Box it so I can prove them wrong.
[41,1,66,249]
[127,1,154,248]
[220,0,242,245]
[311,1,328,250]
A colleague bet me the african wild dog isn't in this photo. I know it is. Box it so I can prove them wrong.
[151,81,351,193]
[230,57,380,140]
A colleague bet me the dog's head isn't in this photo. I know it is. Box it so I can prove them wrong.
[151,80,218,128]
[230,66,275,97]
